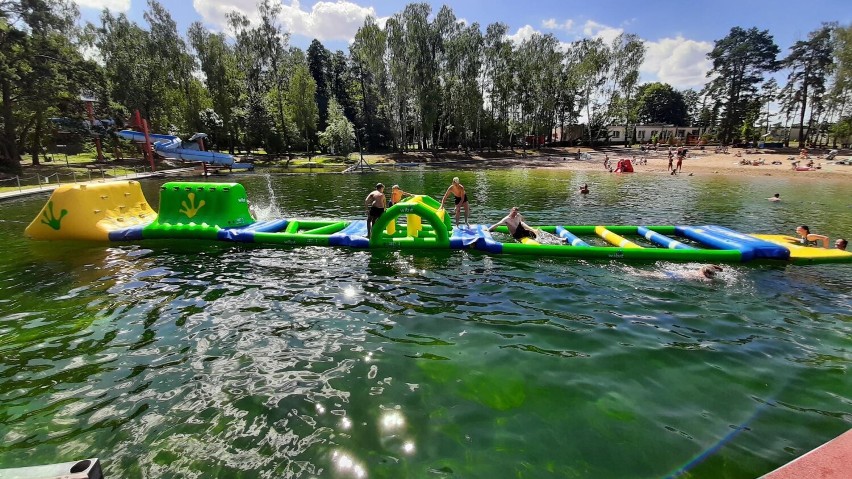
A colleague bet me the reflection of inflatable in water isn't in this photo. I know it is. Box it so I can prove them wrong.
[614,159,634,173]
[24,181,852,264]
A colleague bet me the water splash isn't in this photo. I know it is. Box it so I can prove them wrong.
[249,173,283,220]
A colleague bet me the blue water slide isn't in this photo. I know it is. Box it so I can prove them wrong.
[637,226,694,249]
[118,130,252,169]
[675,225,790,261]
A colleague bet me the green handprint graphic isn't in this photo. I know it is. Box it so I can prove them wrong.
[40,201,68,230]
[179,192,206,219]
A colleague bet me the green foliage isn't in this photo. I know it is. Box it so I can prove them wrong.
[307,39,331,133]
[318,99,355,156]
[5,2,852,171]
[704,27,780,144]
[781,23,835,144]
[636,83,688,125]
[287,63,318,150]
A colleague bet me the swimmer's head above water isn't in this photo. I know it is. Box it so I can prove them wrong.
[700,264,723,279]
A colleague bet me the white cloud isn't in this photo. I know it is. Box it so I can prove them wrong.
[194,0,382,41]
[73,0,131,12]
[581,20,623,44]
[641,36,713,89]
[506,24,539,45]
[193,0,255,31]
[542,18,573,31]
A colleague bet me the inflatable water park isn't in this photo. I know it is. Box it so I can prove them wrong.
[25,181,852,264]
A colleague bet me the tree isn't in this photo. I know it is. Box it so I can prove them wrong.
[318,99,355,156]
[188,22,243,153]
[287,63,318,152]
[636,83,688,125]
[350,16,387,150]
[782,24,835,145]
[759,79,778,135]
[611,33,645,146]
[0,0,95,171]
[307,39,331,134]
[704,27,780,144]
[681,89,701,126]
[572,38,611,143]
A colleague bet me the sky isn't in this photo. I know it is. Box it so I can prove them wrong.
[72,0,852,91]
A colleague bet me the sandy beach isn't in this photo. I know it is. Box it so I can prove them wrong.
[385,146,852,180]
[545,147,852,180]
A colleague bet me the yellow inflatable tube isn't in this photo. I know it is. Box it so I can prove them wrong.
[25,181,156,241]
[595,226,642,248]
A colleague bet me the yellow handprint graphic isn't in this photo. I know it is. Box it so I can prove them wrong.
[179,192,206,219]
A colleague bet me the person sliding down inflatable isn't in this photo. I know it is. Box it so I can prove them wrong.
[614,159,634,173]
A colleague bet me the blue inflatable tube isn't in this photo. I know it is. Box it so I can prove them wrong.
[675,225,790,261]
[637,226,694,250]
[218,219,289,242]
[555,226,589,247]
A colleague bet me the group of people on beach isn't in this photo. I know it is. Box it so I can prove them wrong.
[668,147,686,174]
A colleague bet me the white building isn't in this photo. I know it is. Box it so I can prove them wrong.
[607,124,705,144]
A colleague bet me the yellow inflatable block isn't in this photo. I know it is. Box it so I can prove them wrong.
[25,181,156,241]
[407,213,422,237]
[750,234,852,262]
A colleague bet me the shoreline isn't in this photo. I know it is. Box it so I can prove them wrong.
[373,146,852,180]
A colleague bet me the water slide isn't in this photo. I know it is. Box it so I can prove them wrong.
[118,130,253,169]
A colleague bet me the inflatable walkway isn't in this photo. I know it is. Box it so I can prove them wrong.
[25,181,852,264]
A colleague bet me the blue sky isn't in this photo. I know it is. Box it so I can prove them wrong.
[73,0,852,90]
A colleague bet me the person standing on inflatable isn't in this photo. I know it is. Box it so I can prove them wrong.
[441,177,470,227]
[365,183,386,237]
[389,184,412,206]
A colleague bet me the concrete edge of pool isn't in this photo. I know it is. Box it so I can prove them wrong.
[761,428,852,479]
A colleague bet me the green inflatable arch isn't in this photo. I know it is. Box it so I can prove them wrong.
[369,196,453,248]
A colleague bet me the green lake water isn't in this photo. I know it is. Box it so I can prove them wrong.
[0,169,850,478]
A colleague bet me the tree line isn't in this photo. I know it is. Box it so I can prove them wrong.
[1,0,851,173]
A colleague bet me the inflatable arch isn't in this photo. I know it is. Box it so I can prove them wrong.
[368,195,453,248]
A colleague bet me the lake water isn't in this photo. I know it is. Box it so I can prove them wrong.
[0,169,850,478]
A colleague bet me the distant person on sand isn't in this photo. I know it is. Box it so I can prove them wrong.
[667,151,674,172]
[767,193,781,202]
[441,177,470,227]
[835,238,848,251]
[365,183,386,237]
[795,225,829,248]
[389,184,412,206]
[579,183,590,194]
[489,207,537,241]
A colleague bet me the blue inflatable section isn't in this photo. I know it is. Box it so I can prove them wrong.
[450,225,491,250]
[329,221,370,248]
[675,225,790,261]
[555,226,589,247]
[218,219,289,242]
[638,226,694,250]
[108,224,146,241]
